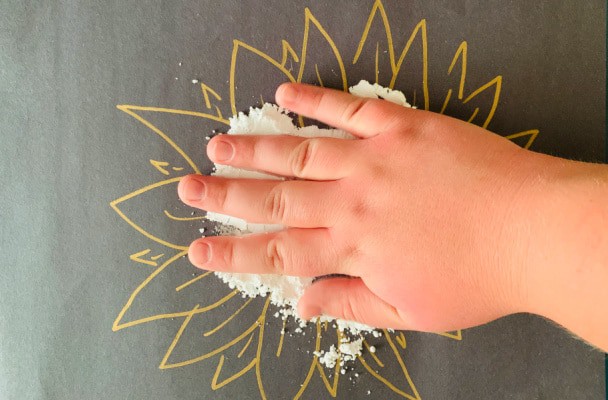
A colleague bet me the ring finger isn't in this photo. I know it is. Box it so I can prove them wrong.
[188,228,351,277]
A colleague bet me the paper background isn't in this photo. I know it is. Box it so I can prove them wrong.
[1,1,605,398]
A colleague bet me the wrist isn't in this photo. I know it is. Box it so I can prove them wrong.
[518,154,608,347]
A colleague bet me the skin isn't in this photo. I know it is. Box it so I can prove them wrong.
[178,83,608,351]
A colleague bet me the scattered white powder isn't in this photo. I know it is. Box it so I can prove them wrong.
[348,80,414,108]
[314,345,340,369]
[207,80,411,367]
[338,337,364,361]
[312,337,363,369]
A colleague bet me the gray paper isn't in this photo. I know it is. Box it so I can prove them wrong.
[1,1,605,399]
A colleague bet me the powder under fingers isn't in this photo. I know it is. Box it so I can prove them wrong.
[207,80,412,367]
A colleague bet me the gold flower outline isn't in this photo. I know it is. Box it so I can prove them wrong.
[110,1,539,398]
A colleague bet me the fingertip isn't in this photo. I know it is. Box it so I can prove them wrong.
[178,174,206,204]
[188,239,211,268]
[177,175,190,201]
[275,82,300,106]
[206,136,219,160]
[207,136,235,163]
[297,296,322,321]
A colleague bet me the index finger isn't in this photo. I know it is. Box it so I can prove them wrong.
[275,83,417,138]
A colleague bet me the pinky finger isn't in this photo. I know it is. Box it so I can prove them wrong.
[297,277,409,329]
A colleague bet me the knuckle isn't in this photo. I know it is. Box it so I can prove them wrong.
[289,138,316,177]
[350,199,369,219]
[342,244,364,266]
[250,136,267,164]
[264,184,288,222]
[219,239,235,268]
[310,91,326,113]
[383,108,412,133]
[399,110,429,137]
[341,98,372,126]
[212,181,229,210]
[346,194,377,221]
[340,291,360,322]
[395,307,412,327]
[266,237,287,274]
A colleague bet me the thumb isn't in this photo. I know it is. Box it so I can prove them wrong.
[297,277,408,329]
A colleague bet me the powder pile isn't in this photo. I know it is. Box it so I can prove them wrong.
[207,80,412,367]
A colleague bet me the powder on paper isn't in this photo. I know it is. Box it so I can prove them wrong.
[207,80,412,367]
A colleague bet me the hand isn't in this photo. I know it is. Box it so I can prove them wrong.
[178,82,608,345]
[177,83,541,332]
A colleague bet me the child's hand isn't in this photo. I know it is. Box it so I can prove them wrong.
[178,83,608,348]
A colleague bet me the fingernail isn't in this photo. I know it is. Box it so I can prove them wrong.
[213,139,234,162]
[181,176,206,202]
[189,241,211,266]
[277,83,298,104]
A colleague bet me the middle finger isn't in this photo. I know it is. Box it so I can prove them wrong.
[178,174,342,228]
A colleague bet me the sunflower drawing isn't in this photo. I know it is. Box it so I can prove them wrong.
[110,1,539,398]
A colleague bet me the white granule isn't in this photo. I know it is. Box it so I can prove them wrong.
[207,80,411,363]
[314,345,340,368]
[338,337,364,362]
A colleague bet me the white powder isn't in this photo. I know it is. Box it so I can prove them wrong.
[348,80,413,108]
[312,337,363,369]
[208,80,411,366]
